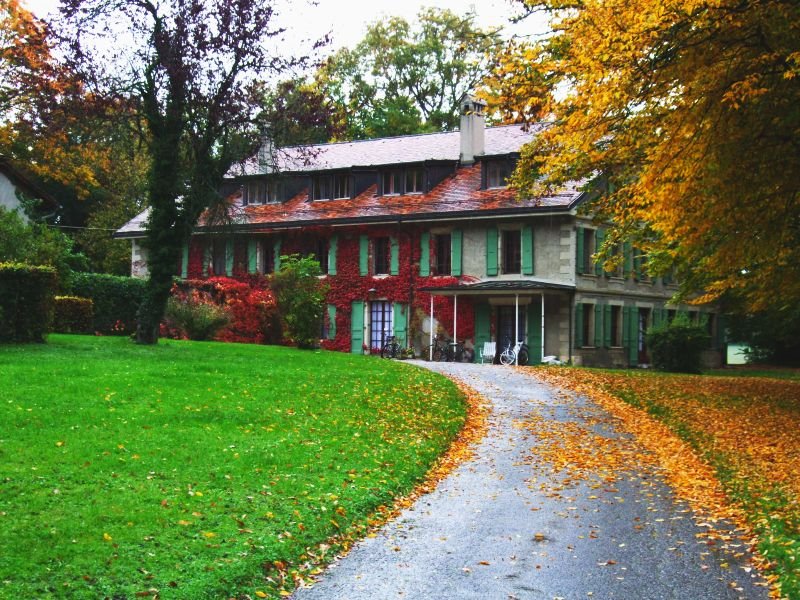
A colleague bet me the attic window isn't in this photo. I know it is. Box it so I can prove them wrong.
[405,168,424,193]
[312,177,330,201]
[312,173,350,201]
[382,171,401,195]
[486,160,513,189]
[333,174,349,199]
[243,181,276,205]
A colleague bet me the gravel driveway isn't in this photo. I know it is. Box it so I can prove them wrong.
[292,363,768,600]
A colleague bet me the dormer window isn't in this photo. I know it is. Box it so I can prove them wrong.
[383,171,401,195]
[406,168,424,193]
[312,177,330,201]
[485,160,514,189]
[333,174,349,199]
[243,180,277,205]
[312,173,351,201]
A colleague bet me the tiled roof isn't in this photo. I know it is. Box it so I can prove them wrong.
[115,123,586,238]
[230,124,543,175]
[237,164,582,230]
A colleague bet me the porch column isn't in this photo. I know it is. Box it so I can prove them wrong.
[541,292,545,362]
[429,295,434,361]
[514,294,519,365]
[453,295,458,342]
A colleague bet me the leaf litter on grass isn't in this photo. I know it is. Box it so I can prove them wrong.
[525,366,799,599]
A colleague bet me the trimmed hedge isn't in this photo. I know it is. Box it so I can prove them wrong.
[67,273,147,335]
[0,262,57,343]
[53,296,94,334]
[647,314,710,373]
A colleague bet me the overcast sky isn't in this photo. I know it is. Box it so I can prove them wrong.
[23,0,550,58]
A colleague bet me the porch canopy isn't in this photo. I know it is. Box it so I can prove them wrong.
[420,280,575,364]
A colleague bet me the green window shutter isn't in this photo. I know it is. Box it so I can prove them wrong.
[626,307,639,365]
[474,303,491,351]
[594,229,605,276]
[392,303,407,347]
[225,239,234,276]
[527,300,542,364]
[451,229,463,276]
[603,305,612,348]
[633,248,643,280]
[181,242,189,279]
[390,236,399,275]
[594,304,603,347]
[350,301,364,353]
[576,227,585,275]
[327,304,336,340]
[486,227,498,276]
[623,243,633,279]
[575,303,584,348]
[359,235,369,276]
[328,235,337,275]
[522,224,534,275]
[247,239,257,274]
[273,238,282,272]
[203,241,212,276]
[419,232,430,276]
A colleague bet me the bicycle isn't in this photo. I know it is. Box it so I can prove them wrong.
[380,335,402,359]
[499,340,529,366]
[448,340,475,363]
[428,334,449,362]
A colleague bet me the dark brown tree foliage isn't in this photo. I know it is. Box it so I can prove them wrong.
[59,0,315,343]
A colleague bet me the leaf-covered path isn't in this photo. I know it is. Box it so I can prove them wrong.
[292,364,769,600]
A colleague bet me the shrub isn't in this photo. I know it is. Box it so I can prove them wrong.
[0,262,57,342]
[164,292,231,341]
[53,296,94,334]
[647,314,710,373]
[164,277,279,344]
[271,255,328,349]
[67,272,147,335]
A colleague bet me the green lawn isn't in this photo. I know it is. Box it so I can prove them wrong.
[0,335,466,599]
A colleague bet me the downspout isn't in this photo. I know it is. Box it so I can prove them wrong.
[568,290,574,364]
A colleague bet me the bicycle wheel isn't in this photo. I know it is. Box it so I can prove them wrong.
[460,348,475,363]
[499,349,515,365]
[380,343,392,358]
[430,346,443,362]
[391,342,401,358]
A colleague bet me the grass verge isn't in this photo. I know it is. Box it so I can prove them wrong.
[0,335,467,599]
[533,366,800,599]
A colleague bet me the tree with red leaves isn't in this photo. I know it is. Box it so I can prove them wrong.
[58,0,315,343]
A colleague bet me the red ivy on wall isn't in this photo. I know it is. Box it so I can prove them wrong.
[185,225,478,353]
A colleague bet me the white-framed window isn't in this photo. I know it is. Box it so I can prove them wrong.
[405,168,424,193]
[486,160,513,188]
[382,171,401,195]
[369,301,393,351]
[243,181,277,205]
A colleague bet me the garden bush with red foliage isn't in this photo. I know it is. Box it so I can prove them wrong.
[162,276,280,344]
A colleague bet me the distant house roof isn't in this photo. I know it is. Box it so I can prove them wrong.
[0,156,60,213]
[115,123,587,238]
[230,124,544,175]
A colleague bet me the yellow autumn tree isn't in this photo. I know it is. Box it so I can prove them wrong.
[490,0,800,312]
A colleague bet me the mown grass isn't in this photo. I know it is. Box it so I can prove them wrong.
[0,335,466,599]
[541,367,800,599]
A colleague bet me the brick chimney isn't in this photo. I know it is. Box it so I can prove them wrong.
[459,94,486,165]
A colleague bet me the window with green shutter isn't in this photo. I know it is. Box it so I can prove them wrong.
[451,229,462,276]
[350,301,364,353]
[419,232,430,276]
[486,227,498,276]
[327,304,336,340]
[328,235,337,275]
[522,225,534,275]
[359,235,369,276]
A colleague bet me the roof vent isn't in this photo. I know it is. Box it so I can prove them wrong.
[459,94,486,165]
